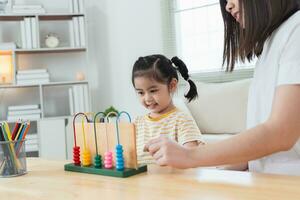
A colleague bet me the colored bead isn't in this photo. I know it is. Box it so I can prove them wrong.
[115,144,124,171]
[82,149,92,166]
[73,146,81,166]
[94,155,102,168]
[104,151,113,169]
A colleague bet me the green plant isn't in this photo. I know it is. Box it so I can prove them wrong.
[103,106,119,117]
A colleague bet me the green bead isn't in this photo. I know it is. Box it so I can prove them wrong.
[94,155,102,168]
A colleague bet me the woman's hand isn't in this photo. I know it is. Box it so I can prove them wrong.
[144,136,196,169]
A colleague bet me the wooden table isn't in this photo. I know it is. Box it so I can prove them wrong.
[1,158,300,200]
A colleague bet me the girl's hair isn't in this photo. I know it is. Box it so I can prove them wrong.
[220,0,300,71]
[132,54,198,102]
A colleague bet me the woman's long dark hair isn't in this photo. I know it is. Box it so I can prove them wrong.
[220,0,300,71]
[132,54,198,102]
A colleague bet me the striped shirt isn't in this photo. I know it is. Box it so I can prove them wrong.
[134,108,203,165]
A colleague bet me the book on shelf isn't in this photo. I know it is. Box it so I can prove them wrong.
[8,109,41,116]
[69,20,75,47]
[69,0,74,13]
[69,0,84,13]
[20,20,26,48]
[25,138,38,145]
[73,17,80,47]
[69,84,90,114]
[20,17,39,49]
[0,42,16,49]
[12,4,46,14]
[68,88,74,115]
[31,17,38,49]
[74,0,79,13]
[5,0,12,13]
[78,84,84,112]
[13,5,43,10]
[18,69,48,74]
[72,85,79,113]
[17,78,50,85]
[24,17,32,49]
[16,69,50,85]
[7,108,41,114]
[78,16,86,47]
[7,113,41,121]
[17,73,49,80]
[25,143,39,152]
[83,84,89,112]
[78,0,84,13]
[12,9,46,14]
[70,16,85,47]
[8,104,40,111]
[71,0,79,13]
[26,134,38,140]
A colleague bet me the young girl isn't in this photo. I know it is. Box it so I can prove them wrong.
[132,54,204,165]
[144,0,300,175]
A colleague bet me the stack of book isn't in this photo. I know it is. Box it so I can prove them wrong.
[69,16,86,48]
[69,0,84,13]
[68,84,90,115]
[12,4,46,14]
[0,42,16,50]
[16,69,50,85]
[20,17,38,49]
[7,104,41,121]
[69,0,85,47]
[25,134,39,152]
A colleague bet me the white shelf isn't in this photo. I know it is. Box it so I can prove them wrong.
[2,116,71,122]
[41,80,88,86]
[0,13,84,21]
[0,81,88,89]
[4,119,41,123]
[43,115,71,120]
[15,47,86,54]
[0,0,89,161]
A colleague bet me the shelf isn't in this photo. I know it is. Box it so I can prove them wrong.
[3,119,40,123]
[39,13,84,20]
[43,116,71,120]
[41,80,88,86]
[0,13,84,21]
[15,47,86,54]
[0,81,88,89]
[2,116,72,123]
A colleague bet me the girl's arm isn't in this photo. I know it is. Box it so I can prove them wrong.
[144,85,300,168]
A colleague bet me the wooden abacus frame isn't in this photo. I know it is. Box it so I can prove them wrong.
[64,112,147,178]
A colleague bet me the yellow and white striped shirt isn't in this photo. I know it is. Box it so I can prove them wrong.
[134,108,203,165]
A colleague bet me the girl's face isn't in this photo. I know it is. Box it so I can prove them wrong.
[134,77,176,115]
[225,0,244,27]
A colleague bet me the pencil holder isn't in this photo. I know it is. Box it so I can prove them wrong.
[0,140,27,177]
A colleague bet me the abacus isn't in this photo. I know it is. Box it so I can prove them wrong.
[64,111,147,178]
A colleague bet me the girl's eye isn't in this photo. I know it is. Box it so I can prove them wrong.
[137,91,144,96]
[150,89,158,93]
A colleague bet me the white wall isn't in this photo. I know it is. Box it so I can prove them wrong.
[1,0,167,118]
[85,0,166,117]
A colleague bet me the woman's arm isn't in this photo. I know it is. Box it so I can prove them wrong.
[144,85,300,168]
[183,141,199,148]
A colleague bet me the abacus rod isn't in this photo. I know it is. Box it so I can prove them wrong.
[93,112,106,155]
[72,112,89,147]
[115,120,120,145]
[116,111,131,145]
[81,118,87,150]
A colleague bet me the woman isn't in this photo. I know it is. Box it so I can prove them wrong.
[144,0,300,175]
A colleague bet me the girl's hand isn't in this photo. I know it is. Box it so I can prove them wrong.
[144,136,196,169]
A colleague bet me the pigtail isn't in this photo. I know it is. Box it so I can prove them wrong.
[171,56,198,102]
